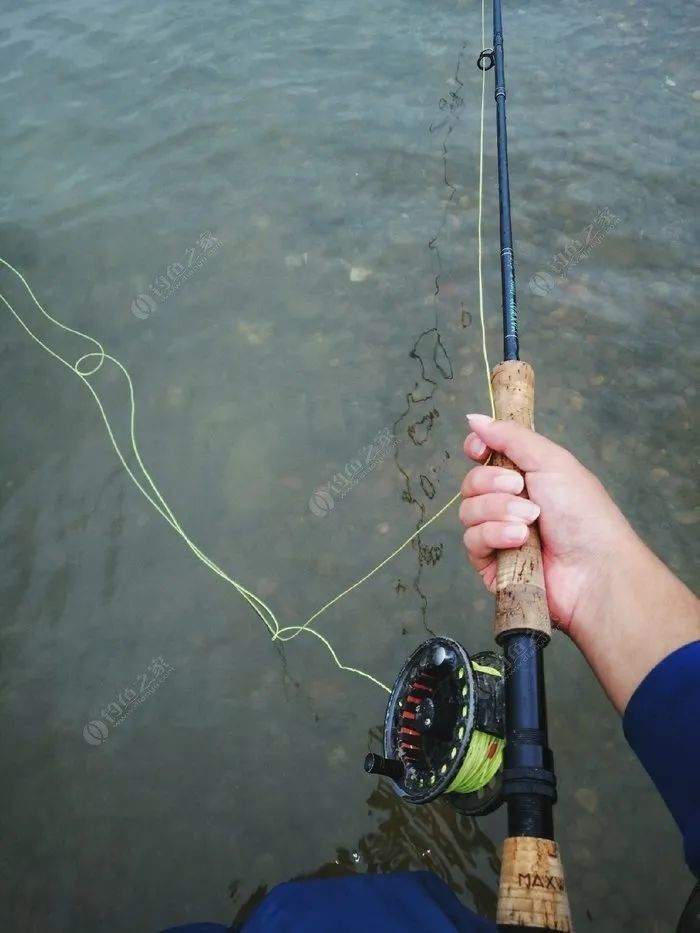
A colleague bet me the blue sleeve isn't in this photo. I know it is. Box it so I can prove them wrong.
[240,871,495,933]
[623,639,700,878]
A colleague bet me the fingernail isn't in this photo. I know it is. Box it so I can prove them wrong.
[468,435,487,458]
[493,473,524,493]
[503,523,528,545]
[466,413,494,430]
[507,499,540,522]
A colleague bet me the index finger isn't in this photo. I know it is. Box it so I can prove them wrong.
[466,415,571,473]
[461,465,525,498]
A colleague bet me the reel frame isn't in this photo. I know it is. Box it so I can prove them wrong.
[366,636,505,817]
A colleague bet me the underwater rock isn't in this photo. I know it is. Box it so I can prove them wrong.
[570,844,594,867]
[473,596,487,615]
[692,90,700,102]
[255,577,278,599]
[0,223,39,271]
[237,320,271,345]
[281,476,303,492]
[674,510,699,526]
[165,385,186,408]
[649,280,673,299]
[574,787,599,815]
[306,678,342,706]
[284,253,308,269]
[563,282,592,304]
[376,522,390,535]
[649,467,670,482]
[350,266,373,283]
[568,392,584,413]
[580,868,611,899]
[329,745,348,767]
[316,553,337,576]
[248,688,267,711]
[600,439,619,463]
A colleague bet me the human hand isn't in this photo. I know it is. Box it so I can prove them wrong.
[459,413,636,639]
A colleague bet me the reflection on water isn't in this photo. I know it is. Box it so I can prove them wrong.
[389,44,469,638]
[231,727,499,928]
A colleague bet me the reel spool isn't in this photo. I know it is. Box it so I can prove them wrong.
[364,637,505,816]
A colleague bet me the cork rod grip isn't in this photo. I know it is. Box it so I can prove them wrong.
[490,360,551,642]
[497,837,573,931]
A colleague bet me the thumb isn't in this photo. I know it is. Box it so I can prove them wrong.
[466,414,567,473]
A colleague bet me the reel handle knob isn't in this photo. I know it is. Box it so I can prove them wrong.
[363,753,404,783]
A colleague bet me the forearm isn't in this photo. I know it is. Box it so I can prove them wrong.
[572,528,700,714]
[462,416,700,875]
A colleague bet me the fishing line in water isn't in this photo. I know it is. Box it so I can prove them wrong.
[0,0,495,696]
[0,256,390,693]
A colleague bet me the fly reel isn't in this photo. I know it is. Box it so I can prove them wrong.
[364,637,505,816]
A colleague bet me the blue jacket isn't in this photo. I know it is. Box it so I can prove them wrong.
[163,640,700,933]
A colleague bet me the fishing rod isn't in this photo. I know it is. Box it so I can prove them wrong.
[364,1,573,931]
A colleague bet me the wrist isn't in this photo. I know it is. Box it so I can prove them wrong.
[570,528,700,713]
[567,518,643,649]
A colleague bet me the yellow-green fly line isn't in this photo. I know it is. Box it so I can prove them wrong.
[0,0,496,698]
[446,660,504,794]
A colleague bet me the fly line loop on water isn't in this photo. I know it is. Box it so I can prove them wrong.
[0,0,496,695]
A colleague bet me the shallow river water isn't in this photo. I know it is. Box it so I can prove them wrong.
[1,1,698,931]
